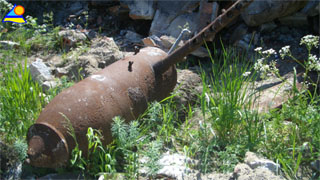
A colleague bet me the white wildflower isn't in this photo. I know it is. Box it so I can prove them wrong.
[260,64,270,72]
[242,71,251,77]
[307,54,320,71]
[254,58,264,71]
[262,48,276,56]
[300,35,319,49]
[279,45,290,59]
[254,47,262,52]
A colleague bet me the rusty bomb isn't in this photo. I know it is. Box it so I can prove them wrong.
[26,0,253,168]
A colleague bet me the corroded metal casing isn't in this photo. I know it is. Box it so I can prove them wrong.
[27,0,254,168]
[27,47,177,168]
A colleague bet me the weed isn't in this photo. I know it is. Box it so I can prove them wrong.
[142,140,163,178]
[0,60,44,142]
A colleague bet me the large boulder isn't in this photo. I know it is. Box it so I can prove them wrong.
[122,0,155,20]
[241,0,307,26]
[29,58,57,92]
[150,1,216,39]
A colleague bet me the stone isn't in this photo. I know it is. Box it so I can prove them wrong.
[160,35,184,50]
[55,67,69,78]
[42,80,57,92]
[0,41,19,49]
[0,140,23,180]
[211,2,219,22]
[142,37,157,47]
[87,37,124,66]
[142,35,162,47]
[149,1,200,38]
[244,152,280,174]
[233,163,253,178]
[124,30,143,44]
[233,163,285,180]
[241,0,307,26]
[174,69,202,118]
[252,73,303,113]
[61,37,124,79]
[29,58,54,83]
[156,152,194,179]
[229,23,248,45]
[98,173,125,180]
[300,0,320,16]
[38,172,85,179]
[58,29,87,49]
[122,0,155,20]
[197,1,214,34]
[278,12,309,27]
[311,159,320,173]
[83,30,97,40]
[159,35,209,58]
[48,55,65,67]
[190,47,210,58]
[260,22,277,33]
[234,40,250,52]
[204,172,232,180]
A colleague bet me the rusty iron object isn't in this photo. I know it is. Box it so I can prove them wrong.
[27,0,253,168]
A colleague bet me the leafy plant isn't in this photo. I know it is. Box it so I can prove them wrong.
[69,127,117,177]
[111,116,142,179]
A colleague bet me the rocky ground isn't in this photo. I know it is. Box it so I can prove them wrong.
[1,0,320,179]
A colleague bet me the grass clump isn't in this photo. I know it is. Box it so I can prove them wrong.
[0,60,45,142]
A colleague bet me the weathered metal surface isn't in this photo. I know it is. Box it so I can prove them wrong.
[27,0,253,168]
[27,47,176,168]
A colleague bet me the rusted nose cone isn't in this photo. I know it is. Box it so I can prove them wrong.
[27,123,69,168]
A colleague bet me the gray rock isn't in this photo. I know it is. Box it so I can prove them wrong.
[159,35,209,58]
[197,1,217,36]
[42,80,57,92]
[29,58,54,83]
[62,37,124,79]
[244,152,280,174]
[300,0,320,16]
[38,172,85,179]
[124,30,143,44]
[160,35,184,50]
[251,73,303,113]
[58,29,87,48]
[234,40,250,52]
[150,1,200,38]
[260,22,277,33]
[68,2,83,13]
[83,30,97,40]
[55,67,69,78]
[278,12,309,27]
[123,0,155,20]
[98,173,125,180]
[233,163,253,178]
[233,163,285,180]
[48,55,65,67]
[203,172,231,180]
[311,159,320,173]
[211,2,219,22]
[0,141,23,180]
[142,35,163,47]
[230,23,248,45]
[156,152,195,180]
[0,41,19,49]
[174,69,202,118]
[241,0,307,26]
